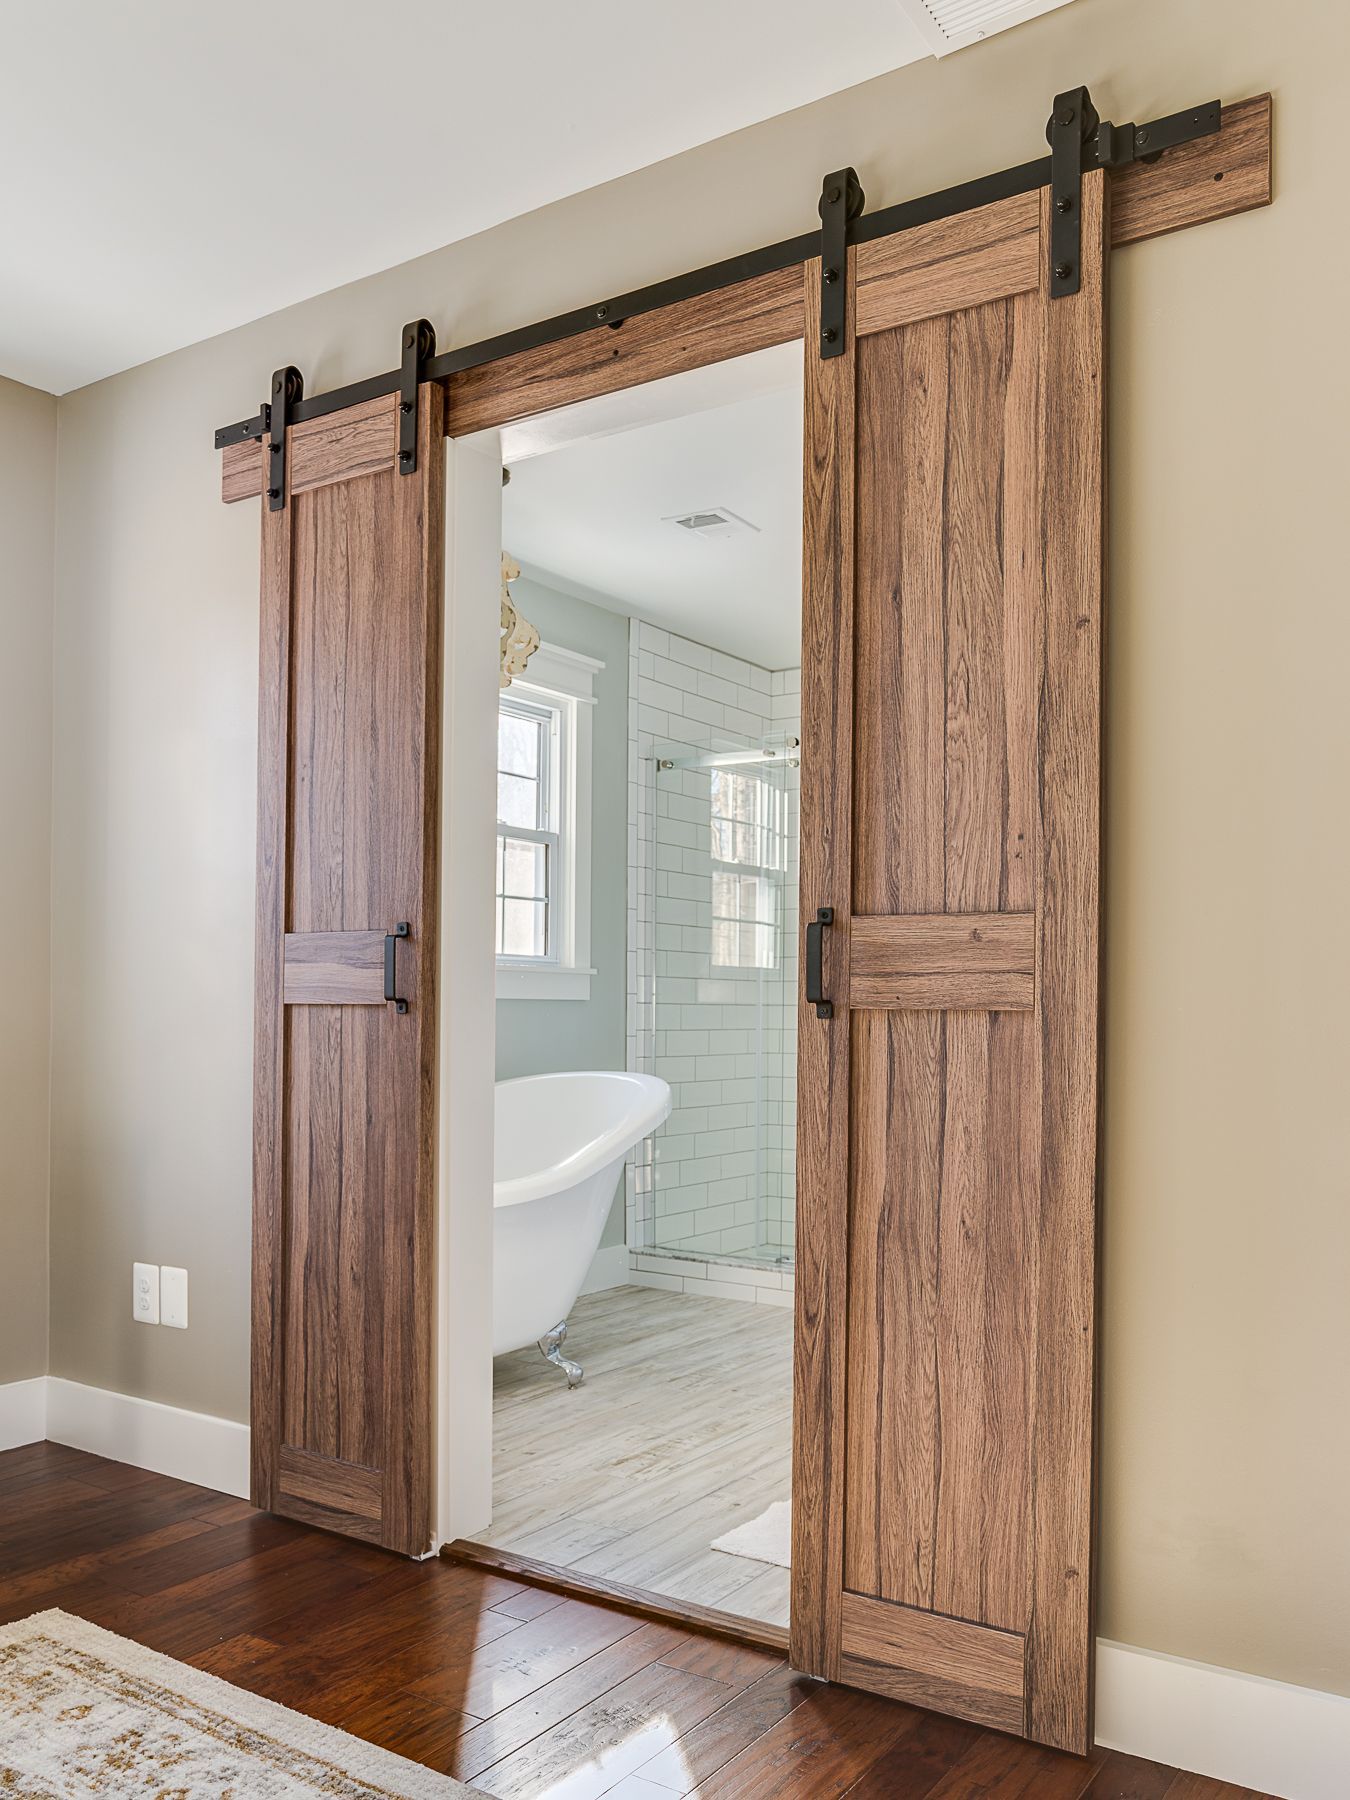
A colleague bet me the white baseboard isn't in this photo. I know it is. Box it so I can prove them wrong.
[0,1377,49,1451]
[45,1378,250,1500]
[1097,1638,1350,1800]
[578,1242,630,1296]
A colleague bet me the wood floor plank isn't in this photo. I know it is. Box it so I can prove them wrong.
[1162,1779,1270,1800]
[458,1598,656,1721]
[0,1516,218,1611]
[635,1662,820,1795]
[691,1684,922,1798]
[1081,1749,1198,1799]
[97,1533,391,1659]
[200,1562,532,1714]
[451,1620,688,1783]
[102,1509,315,1595]
[926,1730,1099,1799]
[0,1571,124,1630]
[190,1633,285,1682]
[187,1494,264,1526]
[656,1636,782,1688]
[490,1585,573,1623]
[318,1675,482,1769]
[0,1478,114,1529]
[0,1481,241,1576]
[66,1455,169,1492]
[0,1440,92,1489]
[472,1659,735,1800]
[836,1708,983,1798]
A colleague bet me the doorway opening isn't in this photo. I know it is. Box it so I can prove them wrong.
[474,341,803,1632]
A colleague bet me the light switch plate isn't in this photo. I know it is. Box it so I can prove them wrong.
[133,1262,160,1325]
[160,1265,188,1330]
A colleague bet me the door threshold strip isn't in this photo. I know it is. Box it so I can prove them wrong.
[443,1538,790,1655]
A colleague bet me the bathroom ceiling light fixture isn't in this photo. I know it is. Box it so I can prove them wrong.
[665,506,760,541]
[893,0,1077,57]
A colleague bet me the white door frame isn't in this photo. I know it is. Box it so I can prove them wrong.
[436,429,502,1546]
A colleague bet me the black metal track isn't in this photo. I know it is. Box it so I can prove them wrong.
[214,98,1219,449]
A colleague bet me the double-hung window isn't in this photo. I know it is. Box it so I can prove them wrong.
[495,642,600,1000]
[709,765,783,971]
[496,693,559,962]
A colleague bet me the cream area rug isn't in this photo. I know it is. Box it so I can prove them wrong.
[0,1610,479,1797]
[711,1499,792,1568]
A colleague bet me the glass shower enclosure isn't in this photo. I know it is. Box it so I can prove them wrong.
[633,737,799,1267]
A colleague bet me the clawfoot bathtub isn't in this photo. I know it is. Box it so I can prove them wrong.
[493,1071,672,1386]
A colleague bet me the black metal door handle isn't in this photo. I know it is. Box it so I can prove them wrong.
[384,922,410,1013]
[806,907,834,1019]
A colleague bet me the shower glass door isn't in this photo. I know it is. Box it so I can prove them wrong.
[639,738,798,1266]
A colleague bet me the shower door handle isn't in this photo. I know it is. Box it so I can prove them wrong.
[806,907,834,1019]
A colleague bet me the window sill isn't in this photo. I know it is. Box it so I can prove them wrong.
[496,964,597,1002]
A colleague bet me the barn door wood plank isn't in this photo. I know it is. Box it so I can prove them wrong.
[250,435,294,1518]
[1025,173,1107,1751]
[788,248,855,1681]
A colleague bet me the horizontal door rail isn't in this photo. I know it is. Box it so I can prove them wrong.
[213,90,1240,449]
[849,912,1036,1011]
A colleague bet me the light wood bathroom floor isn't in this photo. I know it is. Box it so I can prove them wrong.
[472,1282,793,1628]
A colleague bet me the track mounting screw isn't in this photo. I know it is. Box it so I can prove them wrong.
[595,304,609,321]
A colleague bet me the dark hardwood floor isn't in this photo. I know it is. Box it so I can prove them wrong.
[0,1443,1270,1799]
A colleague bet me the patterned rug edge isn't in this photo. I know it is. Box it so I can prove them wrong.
[0,1608,480,1798]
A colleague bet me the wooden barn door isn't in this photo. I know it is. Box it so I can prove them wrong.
[251,382,445,1556]
[792,173,1107,1752]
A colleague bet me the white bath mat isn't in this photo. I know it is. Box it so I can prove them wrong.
[0,1609,480,1796]
[711,1498,792,1568]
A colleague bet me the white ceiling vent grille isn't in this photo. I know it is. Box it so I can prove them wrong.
[666,507,760,541]
[895,0,1077,57]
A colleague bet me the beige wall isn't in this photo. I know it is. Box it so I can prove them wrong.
[48,0,1349,1695]
[0,376,56,1383]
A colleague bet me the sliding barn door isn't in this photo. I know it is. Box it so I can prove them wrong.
[251,386,445,1555]
[792,174,1106,1753]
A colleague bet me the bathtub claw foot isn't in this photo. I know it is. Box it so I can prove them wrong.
[538,1321,584,1388]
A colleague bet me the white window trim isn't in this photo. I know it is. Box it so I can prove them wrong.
[496,641,602,1002]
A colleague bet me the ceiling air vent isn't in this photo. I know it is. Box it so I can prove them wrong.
[665,507,760,541]
[895,0,1077,57]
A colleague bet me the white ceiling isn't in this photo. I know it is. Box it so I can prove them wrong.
[1,1,929,394]
[503,344,803,670]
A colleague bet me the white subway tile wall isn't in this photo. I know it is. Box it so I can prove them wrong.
[625,619,800,1297]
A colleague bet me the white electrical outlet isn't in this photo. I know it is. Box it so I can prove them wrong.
[160,1265,189,1330]
[133,1262,160,1325]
